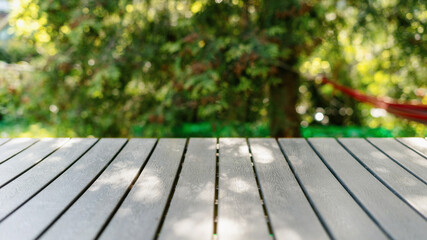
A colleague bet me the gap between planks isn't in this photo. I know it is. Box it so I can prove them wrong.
[306,139,393,239]
[0,139,100,222]
[153,139,189,239]
[94,139,159,239]
[213,139,219,239]
[277,139,335,240]
[35,139,130,239]
[246,139,275,239]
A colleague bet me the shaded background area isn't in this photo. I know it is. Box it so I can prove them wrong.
[0,0,426,137]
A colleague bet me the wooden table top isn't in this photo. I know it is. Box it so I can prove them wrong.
[0,137,426,240]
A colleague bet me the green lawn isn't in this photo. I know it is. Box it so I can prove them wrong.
[0,120,395,138]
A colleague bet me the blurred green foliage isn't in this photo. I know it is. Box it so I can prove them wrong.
[0,0,426,137]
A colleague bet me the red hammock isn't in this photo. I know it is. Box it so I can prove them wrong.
[321,77,427,124]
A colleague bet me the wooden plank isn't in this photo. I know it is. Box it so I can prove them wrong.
[0,138,97,221]
[0,138,127,240]
[250,138,329,240]
[368,138,427,183]
[278,138,386,240]
[40,139,156,240]
[0,138,9,146]
[397,137,427,158]
[0,138,69,187]
[158,138,216,240]
[99,138,186,240]
[0,138,38,164]
[217,138,270,240]
[339,138,427,219]
[309,138,427,240]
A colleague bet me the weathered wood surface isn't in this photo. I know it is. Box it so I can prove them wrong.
[0,138,38,164]
[339,138,427,219]
[0,138,69,187]
[309,138,427,240]
[41,139,156,240]
[0,138,126,239]
[0,137,426,240]
[217,138,270,240]
[100,138,186,240]
[0,138,97,221]
[397,137,427,158]
[0,138,9,146]
[158,138,216,240]
[368,138,427,184]
[279,138,387,240]
[251,138,329,240]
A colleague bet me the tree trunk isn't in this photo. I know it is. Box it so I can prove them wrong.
[269,69,300,137]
